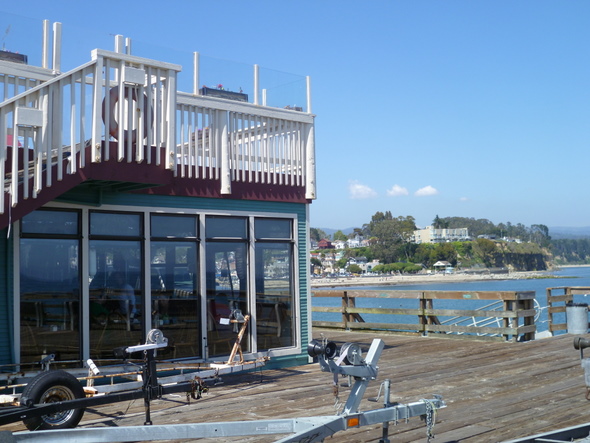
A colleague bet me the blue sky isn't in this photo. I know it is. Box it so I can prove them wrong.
[1,1,589,231]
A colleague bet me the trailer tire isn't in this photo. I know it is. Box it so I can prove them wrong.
[21,370,86,431]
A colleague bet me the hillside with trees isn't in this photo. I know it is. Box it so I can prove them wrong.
[551,239,590,264]
[312,213,555,273]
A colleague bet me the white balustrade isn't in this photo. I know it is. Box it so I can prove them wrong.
[0,33,316,215]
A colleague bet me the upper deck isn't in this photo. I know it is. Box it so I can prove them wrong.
[0,19,316,229]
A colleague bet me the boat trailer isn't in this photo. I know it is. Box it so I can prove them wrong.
[0,322,265,431]
[1,334,445,442]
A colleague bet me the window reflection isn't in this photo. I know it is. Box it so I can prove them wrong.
[151,242,199,359]
[20,238,80,364]
[205,242,249,356]
[88,240,142,360]
[255,242,293,350]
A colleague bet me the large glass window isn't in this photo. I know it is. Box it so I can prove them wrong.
[88,212,143,360]
[151,214,199,359]
[255,219,294,350]
[205,216,249,357]
[20,210,80,365]
[18,209,299,364]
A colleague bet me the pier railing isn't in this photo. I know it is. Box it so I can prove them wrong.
[311,289,536,342]
[546,286,590,335]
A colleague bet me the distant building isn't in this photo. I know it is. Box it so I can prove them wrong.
[344,256,379,273]
[478,234,497,240]
[413,226,470,244]
[317,239,334,249]
[346,234,363,248]
[333,240,347,250]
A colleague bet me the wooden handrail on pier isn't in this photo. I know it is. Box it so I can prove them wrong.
[311,289,536,342]
[547,286,590,335]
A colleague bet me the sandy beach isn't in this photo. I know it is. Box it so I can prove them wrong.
[310,270,556,288]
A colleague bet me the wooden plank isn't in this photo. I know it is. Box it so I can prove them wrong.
[345,307,423,316]
[311,306,343,313]
[311,320,345,328]
[311,290,424,299]
[516,309,537,318]
[422,308,518,318]
[346,321,423,331]
[547,294,572,302]
[310,290,346,298]
[550,323,567,331]
[422,291,526,300]
[342,290,423,299]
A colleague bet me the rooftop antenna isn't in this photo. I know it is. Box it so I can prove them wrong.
[1,25,11,51]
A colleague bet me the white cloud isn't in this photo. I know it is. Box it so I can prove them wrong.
[348,180,377,199]
[460,196,469,201]
[386,184,409,197]
[415,185,439,197]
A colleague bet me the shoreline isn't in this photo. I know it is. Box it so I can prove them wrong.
[310,270,561,288]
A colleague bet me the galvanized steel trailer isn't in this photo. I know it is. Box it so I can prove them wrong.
[0,328,265,432]
[3,337,446,442]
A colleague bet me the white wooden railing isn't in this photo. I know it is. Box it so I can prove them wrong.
[0,33,316,216]
[176,93,315,195]
[0,49,180,212]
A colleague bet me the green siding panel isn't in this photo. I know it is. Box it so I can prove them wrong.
[0,229,12,365]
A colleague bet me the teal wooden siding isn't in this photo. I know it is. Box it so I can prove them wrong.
[0,229,13,365]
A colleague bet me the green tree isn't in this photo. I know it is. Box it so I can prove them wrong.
[336,257,348,269]
[368,213,416,263]
[430,243,458,266]
[333,230,348,241]
[530,224,551,247]
[310,227,329,242]
[432,215,449,229]
[310,257,322,273]
[474,238,497,267]
[413,243,435,266]
[347,264,363,274]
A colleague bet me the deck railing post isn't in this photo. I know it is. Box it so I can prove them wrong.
[91,55,103,163]
[219,110,231,194]
[166,70,177,172]
[419,293,427,336]
[342,291,348,330]
[304,123,316,200]
[193,52,200,96]
[52,22,62,73]
[42,20,50,69]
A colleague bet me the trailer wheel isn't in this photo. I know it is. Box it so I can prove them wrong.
[21,370,86,431]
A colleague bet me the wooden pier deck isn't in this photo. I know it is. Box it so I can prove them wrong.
[5,330,590,442]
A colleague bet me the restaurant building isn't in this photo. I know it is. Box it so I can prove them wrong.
[0,20,315,370]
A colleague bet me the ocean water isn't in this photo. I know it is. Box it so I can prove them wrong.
[312,266,590,334]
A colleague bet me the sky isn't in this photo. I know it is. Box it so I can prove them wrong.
[1,1,589,231]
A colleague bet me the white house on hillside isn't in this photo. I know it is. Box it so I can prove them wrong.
[413,226,470,244]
